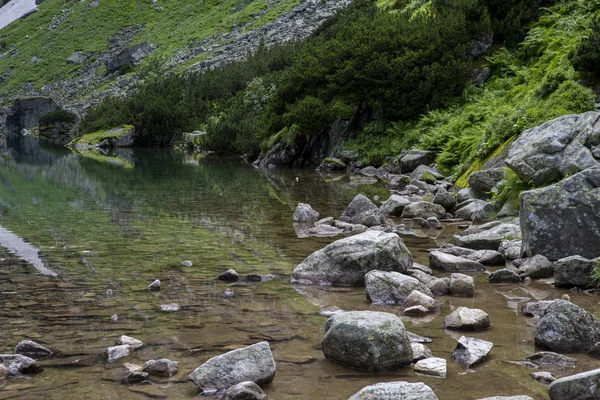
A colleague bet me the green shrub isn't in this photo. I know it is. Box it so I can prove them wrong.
[572,17,600,76]
[39,110,78,126]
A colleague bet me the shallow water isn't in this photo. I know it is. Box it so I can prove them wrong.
[0,136,598,400]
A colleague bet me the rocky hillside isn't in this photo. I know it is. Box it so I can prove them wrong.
[0,0,350,116]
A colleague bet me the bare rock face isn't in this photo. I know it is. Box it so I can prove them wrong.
[292,231,413,286]
[321,311,412,372]
[189,342,276,392]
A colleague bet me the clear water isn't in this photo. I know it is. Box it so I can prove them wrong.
[0,136,597,400]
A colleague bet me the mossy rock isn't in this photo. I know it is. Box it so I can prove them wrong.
[68,125,135,149]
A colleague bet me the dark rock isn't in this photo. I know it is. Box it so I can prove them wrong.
[489,269,522,283]
[106,42,155,73]
[468,168,505,195]
[520,166,600,260]
[5,98,58,134]
[15,340,52,359]
[321,311,412,372]
[379,195,411,216]
[525,352,577,367]
[521,301,553,318]
[429,251,485,272]
[400,150,437,173]
[455,223,521,251]
[554,256,598,288]
[433,188,457,211]
[143,358,179,377]
[444,307,490,331]
[421,217,442,230]
[349,381,439,400]
[316,157,346,172]
[339,194,382,227]
[549,368,600,400]
[365,271,433,305]
[222,381,267,400]
[449,273,475,297]
[587,343,600,358]
[451,336,493,368]
[535,300,600,353]
[189,342,276,391]
[291,231,412,286]
[401,201,446,220]
[245,274,274,283]
[517,255,554,279]
[218,269,239,282]
[465,250,506,266]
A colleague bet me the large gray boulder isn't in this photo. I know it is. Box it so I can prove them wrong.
[401,201,445,219]
[400,150,437,173]
[380,195,411,216]
[468,168,505,195]
[189,342,276,392]
[429,251,485,272]
[365,271,433,304]
[433,188,457,211]
[291,231,413,286]
[535,300,600,353]
[549,368,600,400]
[517,255,554,279]
[5,97,58,134]
[554,255,599,288]
[339,194,382,227]
[449,273,475,297]
[520,166,600,260]
[349,381,439,400]
[321,311,412,372]
[455,223,521,251]
[454,200,487,221]
[506,112,600,187]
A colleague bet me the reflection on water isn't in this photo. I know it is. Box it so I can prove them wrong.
[0,225,57,277]
[0,135,597,400]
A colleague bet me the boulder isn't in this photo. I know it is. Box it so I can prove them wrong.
[524,352,577,367]
[143,358,179,377]
[521,301,553,318]
[489,269,522,283]
[468,168,505,195]
[421,217,442,230]
[454,200,487,220]
[67,51,88,64]
[404,305,429,316]
[451,336,493,368]
[414,357,446,378]
[410,270,449,296]
[433,188,457,211]
[464,250,506,266]
[549,368,600,400]
[455,223,521,251]
[532,371,555,385]
[520,166,600,260]
[69,125,135,150]
[400,150,437,173]
[0,354,43,376]
[506,112,600,187]
[189,342,276,391]
[293,203,320,222]
[316,157,346,172]
[388,174,411,191]
[14,340,52,359]
[365,271,433,304]
[401,201,446,219]
[222,381,267,400]
[106,42,155,73]
[118,336,143,349]
[401,290,439,312]
[349,381,439,400]
[106,345,132,363]
[444,307,490,331]
[339,194,382,227]
[291,231,412,286]
[411,343,433,362]
[517,255,554,279]
[380,195,411,216]
[554,256,598,288]
[535,300,600,353]
[499,239,522,260]
[449,273,475,297]
[321,311,412,372]
[410,165,444,182]
[429,251,485,272]
[218,269,239,282]
[457,187,480,202]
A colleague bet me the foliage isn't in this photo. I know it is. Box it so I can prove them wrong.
[39,109,77,126]
[491,167,534,209]
[571,16,600,76]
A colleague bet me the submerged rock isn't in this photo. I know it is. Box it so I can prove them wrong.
[143,358,179,377]
[189,342,276,392]
[444,307,490,331]
[222,381,267,400]
[525,352,577,367]
[15,340,52,359]
[159,303,180,312]
[0,354,43,377]
[339,194,382,227]
[520,166,600,260]
[489,269,522,283]
[106,345,132,363]
[291,231,412,286]
[321,311,412,372]
[535,300,600,353]
[365,271,433,305]
[451,336,493,368]
[549,368,600,400]
[349,381,439,400]
[293,203,320,222]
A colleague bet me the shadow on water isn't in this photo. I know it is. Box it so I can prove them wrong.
[0,136,597,399]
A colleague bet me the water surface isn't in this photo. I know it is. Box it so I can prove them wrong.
[0,136,597,400]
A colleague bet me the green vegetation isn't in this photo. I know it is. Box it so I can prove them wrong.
[0,0,301,97]
[39,109,77,126]
[68,125,134,147]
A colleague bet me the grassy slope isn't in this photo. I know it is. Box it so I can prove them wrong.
[0,0,300,98]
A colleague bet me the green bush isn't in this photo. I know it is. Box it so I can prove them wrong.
[39,109,78,126]
[572,17,600,76]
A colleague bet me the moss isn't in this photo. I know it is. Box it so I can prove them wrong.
[68,125,134,147]
[323,158,346,166]
[454,135,516,188]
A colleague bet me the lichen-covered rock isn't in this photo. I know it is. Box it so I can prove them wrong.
[429,251,485,272]
[68,125,135,151]
[293,203,320,222]
[489,269,522,283]
[401,201,446,219]
[433,188,457,211]
[349,381,439,400]
[414,357,446,378]
[520,166,600,260]
[517,255,554,279]
[554,255,599,288]
[400,150,437,173]
[535,300,600,353]
[449,273,475,297]
[321,311,412,372]
[339,194,382,227]
[365,271,433,305]
[444,307,490,331]
[465,250,506,266]
[380,195,411,216]
[549,368,600,400]
[455,223,521,251]
[452,336,493,368]
[291,231,412,286]
[506,112,600,186]
[143,358,179,377]
[468,168,505,195]
[401,290,439,311]
[189,342,276,391]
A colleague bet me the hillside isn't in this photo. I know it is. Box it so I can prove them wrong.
[0,0,347,111]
